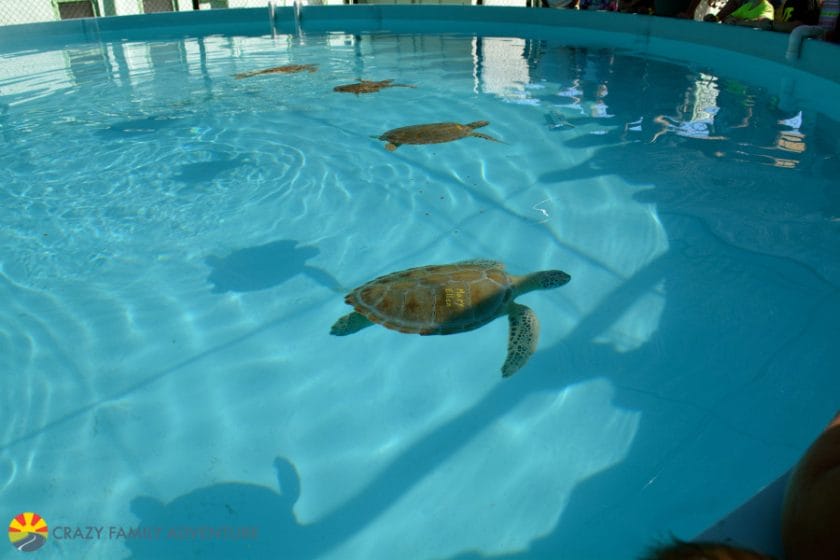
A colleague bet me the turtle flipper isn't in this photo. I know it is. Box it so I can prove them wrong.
[330,311,374,335]
[470,132,502,143]
[501,303,540,377]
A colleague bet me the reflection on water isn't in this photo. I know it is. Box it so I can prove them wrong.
[475,41,825,169]
[0,33,830,173]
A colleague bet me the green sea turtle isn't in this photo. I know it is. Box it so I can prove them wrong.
[377,121,500,151]
[330,260,571,376]
[234,64,318,80]
[333,79,415,95]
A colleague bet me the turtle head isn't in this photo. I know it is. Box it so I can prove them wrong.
[467,120,490,129]
[514,269,570,295]
[535,270,571,289]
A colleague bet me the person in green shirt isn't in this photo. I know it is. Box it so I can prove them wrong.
[727,0,775,21]
[702,0,774,23]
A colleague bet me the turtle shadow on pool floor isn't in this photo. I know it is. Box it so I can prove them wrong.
[125,457,318,559]
[172,153,250,186]
[205,239,343,294]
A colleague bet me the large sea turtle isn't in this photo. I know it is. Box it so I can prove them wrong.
[234,64,318,80]
[333,79,415,95]
[377,121,500,151]
[330,260,571,376]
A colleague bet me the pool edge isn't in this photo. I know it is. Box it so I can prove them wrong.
[0,7,837,85]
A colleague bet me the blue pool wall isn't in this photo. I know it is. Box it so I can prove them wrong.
[302,5,840,84]
[0,7,294,49]
[0,5,838,88]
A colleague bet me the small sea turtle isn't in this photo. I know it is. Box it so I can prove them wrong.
[333,79,415,95]
[234,64,318,80]
[330,260,570,376]
[378,121,500,151]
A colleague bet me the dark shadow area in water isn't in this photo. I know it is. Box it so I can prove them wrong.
[96,114,189,138]
[125,457,314,559]
[0,97,11,143]
[436,217,839,560]
[173,153,249,185]
[205,239,343,294]
[426,50,840,552]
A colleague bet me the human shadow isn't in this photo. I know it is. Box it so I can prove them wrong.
[205,239,343,294]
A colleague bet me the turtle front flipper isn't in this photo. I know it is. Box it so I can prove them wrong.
[501,302,540,377]
[330,311,374,335]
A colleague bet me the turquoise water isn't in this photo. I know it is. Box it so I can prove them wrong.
[1,26,840,559]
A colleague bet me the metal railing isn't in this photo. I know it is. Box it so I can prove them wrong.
[0,0,270,27]
[0,0,529,27]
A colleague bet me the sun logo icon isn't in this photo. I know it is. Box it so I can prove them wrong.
[8,513,48,552]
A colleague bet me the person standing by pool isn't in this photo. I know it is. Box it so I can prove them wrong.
[676,0,723,20]
[701,0,775,23]
[544,0,580,9]
[618,0,655,14]
[819,0,840,40]
[759,0,820,31]
[780,0,839,58]
[698,0,743,21]
[652,0,693,16]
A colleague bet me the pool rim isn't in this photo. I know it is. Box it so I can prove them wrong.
[0,5,837,87]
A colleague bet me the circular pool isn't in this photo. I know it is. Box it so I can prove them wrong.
[1,6,838,559]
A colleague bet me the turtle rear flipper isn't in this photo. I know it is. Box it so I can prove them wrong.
[470,132,502,143]
[502,303,540,377]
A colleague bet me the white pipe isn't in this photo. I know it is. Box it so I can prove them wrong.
[268,1,277,38]
[294,0,302,36]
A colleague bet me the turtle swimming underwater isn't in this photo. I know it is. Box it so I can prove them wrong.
[333,79,415,95]
[377,121,500,151]
[234,64,318,80]
[330,260,571,377]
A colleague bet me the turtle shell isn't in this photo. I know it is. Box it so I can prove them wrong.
[380,122,473,145]
[234,64,318,79]
[334,80,392,94]
[345,260,513,335]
